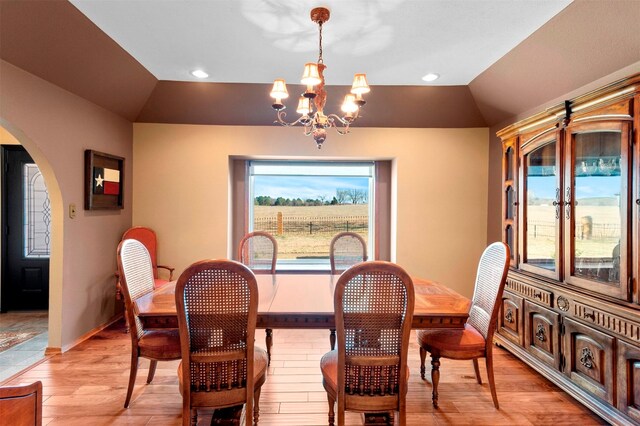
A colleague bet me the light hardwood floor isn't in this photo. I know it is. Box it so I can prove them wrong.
[1,322,604,425]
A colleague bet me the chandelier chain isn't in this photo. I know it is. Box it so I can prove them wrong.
[318,21,324,64]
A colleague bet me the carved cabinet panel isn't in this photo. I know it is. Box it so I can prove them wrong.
[524,300,560,369]
[617,340,640,422]
[499,291,523,346]
[563,317,615,404]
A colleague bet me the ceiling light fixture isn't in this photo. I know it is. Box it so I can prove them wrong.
[269,7,370,149]
[422,73,440,82]
[191,69,209,79]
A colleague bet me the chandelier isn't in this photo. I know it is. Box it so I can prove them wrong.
[269,7,370,149]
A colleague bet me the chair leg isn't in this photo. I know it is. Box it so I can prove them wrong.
[254,386,262,425]
[147,360,158,384]
[472,358,482,384]
[419,347,427,379]
[124,352,139,408]
[486,354,499,409]
[430,355,441,408]
[329,329,336,350]
[265,329,273,366]
[327,392,335,426]
[190,408,197,426]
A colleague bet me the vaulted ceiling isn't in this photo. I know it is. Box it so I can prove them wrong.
[1,0,639,127]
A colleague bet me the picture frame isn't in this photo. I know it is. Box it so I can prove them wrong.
[84,150,124,210]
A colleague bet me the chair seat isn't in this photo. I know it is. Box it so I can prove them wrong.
[138,329,182,359]
[153,278,169,289]
[320,350,409,396]
[417,324,486,359]
[178,347,268,396]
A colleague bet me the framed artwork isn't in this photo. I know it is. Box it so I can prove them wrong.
[84,150,124,210]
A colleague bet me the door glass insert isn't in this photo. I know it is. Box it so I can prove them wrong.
[505,225,514,260]
[23,163,51,258]
[525,142,557,271]
[573,132,621,284]
[506,146,514,181]
[506,185,515,220]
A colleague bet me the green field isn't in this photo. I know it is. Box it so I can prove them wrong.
[253,205,369,259]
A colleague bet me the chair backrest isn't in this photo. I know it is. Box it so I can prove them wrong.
[0,381,43,425]
[334,261,414,410]
[330,232,368,274]
[467,242,510,343]
[117,239,156,341]
[175,260,258,415]
[122,227,159,278]
[238,231,277,274]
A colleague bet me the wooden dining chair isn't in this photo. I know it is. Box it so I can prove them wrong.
[0,381,42,426]
[117,239,182,408]
[238,231,277,274]
[238,231,277,365]
[175,259,267,426]
[121,226,175,287]
[417,242,509,409]
[329,231,368,274]
[320,261,415,426]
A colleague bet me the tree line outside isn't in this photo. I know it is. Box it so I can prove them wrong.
[254,188,368,207]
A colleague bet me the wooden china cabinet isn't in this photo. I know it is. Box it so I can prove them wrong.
[496,73,640,425]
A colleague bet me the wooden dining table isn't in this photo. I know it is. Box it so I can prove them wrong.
[134,273,470,425]
[136,273,470,355]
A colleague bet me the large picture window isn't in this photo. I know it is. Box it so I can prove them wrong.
[248,161,375,270]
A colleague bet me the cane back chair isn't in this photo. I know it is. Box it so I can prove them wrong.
[175,259,267,426]
[117,239,182,408]
[320,261,415,426]
[238,231,277,274]
[329,232,368,274]
[417,242,509,409]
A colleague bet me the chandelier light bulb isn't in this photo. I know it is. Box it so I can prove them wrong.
[296,97,311,115]
[270,79,289,100]
[351,74,370,95]
[301,63,321,86]
[341,94,359,114]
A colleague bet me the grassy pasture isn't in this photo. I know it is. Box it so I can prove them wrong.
[253,205,369,259]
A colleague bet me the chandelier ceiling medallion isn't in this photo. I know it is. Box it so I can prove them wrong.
[269,7,370,149]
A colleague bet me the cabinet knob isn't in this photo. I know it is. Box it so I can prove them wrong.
[636,199,639,205]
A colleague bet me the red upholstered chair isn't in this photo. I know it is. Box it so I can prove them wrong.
[329,232,368,274]
[417,242,509,409]
[0,381,42,425]
[320,261,415,426]
[117,239,182,408]
[122,226,174,288]
[175,259,267,426]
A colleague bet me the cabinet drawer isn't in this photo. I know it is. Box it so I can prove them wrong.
[506,277,552,307]
[498,291,523,346]
[563,317,615,404]
[617,340,640,422]
[524,300,560,369]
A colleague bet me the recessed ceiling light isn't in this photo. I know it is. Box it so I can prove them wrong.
[422,73,440,82]
[191,69,209,79]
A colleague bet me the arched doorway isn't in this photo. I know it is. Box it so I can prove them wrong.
[0,122,63,372]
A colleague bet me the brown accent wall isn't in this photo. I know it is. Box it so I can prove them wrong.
[136,82,487,128]
[0,60,133,350]
[0,0,157,121]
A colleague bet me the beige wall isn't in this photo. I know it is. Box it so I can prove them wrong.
[0,60,133,350]
[133,124,489,298]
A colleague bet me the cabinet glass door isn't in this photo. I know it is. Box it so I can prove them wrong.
[521,137,561,279]
[565,124,630,300]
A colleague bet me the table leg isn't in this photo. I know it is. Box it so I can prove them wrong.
[265,328,273,366]
[330,329,336,350]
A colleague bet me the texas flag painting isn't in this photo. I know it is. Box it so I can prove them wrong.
[93,167,120,195]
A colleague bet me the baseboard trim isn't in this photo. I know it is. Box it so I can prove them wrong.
[59,313,123,353]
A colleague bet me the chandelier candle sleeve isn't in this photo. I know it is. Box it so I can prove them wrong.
[269,7,370,149]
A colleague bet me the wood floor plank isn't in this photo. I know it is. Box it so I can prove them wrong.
[1,322,605,425]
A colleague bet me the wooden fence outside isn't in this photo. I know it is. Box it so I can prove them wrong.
[254,213,368,236]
